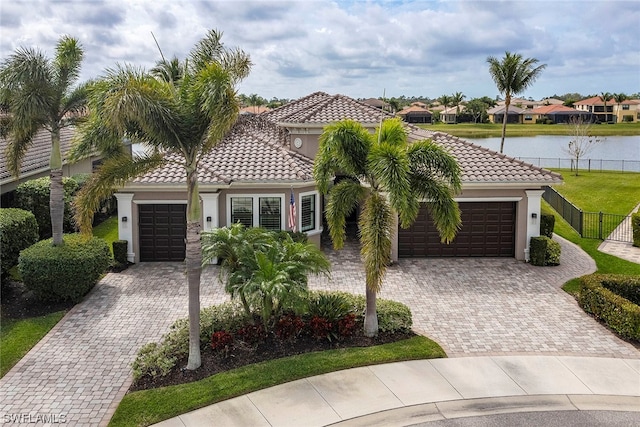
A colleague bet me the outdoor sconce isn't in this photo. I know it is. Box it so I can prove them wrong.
[206,216,212,222]
[531,213,537,219]
[122,216,128,222]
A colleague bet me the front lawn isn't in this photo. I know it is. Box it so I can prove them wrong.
[93,215,119,255]
[109,335,444,427]
[0,311,66,377]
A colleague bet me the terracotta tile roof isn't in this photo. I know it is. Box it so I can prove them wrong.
[406,126,562,185]
[531,104,577,114]
[397,105,432,115]
[131,115,314,185]
[263,91,392,125]
[239,105,270,115]
[1,127,75,183]
[574,96,615,106]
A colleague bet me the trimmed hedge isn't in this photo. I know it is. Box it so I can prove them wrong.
[632,213,640,248]
[0,208,39,277]
[530,236,561,266]
[540,214,555,238]
[578,274,640,340]
[19,234,111,302]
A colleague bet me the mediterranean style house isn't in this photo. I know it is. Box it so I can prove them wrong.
[0,127,104,206]
[114,92,561,264]
[574,96,640,123]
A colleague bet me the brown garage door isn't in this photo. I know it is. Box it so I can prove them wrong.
[139,204,186,261]
[398,202,515,258]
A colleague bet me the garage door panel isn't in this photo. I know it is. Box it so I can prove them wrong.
[139,204,186,262]
[398,202,515,258]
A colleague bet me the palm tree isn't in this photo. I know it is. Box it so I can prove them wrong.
[203,226,330,328]
[314,118,461,336]
[613,93,626,123]
[438,94,451,113]
[486,52,546,153]
[0,35,88,246]
[247,93,266,114]
[451,91,466,119]
[72,29,251,370]
[598,92,612,123]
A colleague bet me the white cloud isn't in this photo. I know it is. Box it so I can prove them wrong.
[1,0,638,100]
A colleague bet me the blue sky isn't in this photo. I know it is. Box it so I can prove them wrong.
[2,0,639,101]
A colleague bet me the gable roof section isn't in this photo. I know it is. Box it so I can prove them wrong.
[131,115,314,186]
[406,126,562,185]
[487,105,528,115]
[397,105,432,115]
[263,91,392,126]
[532,104,578,114]
[574,96,615,106]
[1,127,75,184]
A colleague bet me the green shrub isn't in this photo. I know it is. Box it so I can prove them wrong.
[377,299,413,333]
[19,234,111,302]
[540,214,555,238]
[15,177,78,239]
[530,236,561,266]
[113,240,128,265]
[0,208,39,277]
[131,342,177,382]
[275,230,309,244]
[307,293,353,322]
[600,275,640,306]
[632,213,640,248]
[579,274,640,340]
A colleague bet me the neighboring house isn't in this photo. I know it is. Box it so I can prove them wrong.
[239,105,270,115]
[115,92,561,264]
[0,127,104,206]
[571,96,640,123]
[487,105,529,124]
[397,105,433,124]
[361,98,389,110]
[531,105,594,124]
[496,97,563,110]
[440,105,466,124]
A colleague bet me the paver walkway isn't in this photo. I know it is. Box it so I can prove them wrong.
[598,202,640,264]
[0,235,637,426]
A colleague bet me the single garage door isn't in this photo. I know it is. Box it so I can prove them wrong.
[139,204,187,261]
[398,202,515,258]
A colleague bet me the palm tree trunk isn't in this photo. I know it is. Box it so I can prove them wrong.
[499,96,510,153]
[364,286,378,337]
[185,165,202,370]
[50,128,64,246]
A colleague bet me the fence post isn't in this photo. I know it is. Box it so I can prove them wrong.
[598,211,603,240]
[579,210,583,237]
[588,158,591,172]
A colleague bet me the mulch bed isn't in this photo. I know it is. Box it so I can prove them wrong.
[131,330,415,391]
[0,278,74,319]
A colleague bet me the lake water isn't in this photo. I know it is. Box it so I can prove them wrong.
[464,135,640,172]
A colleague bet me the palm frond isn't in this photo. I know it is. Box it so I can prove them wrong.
[73,152,165,234]
[4,120,39,177]
[53,35,83,99]
[359,192,392,293]
[325,179,367,249]
[413,179,461,243]
[374,117,406,146]
[189,29,225,73]
[407,140,462,193]
[316,119,371,177]
[69,114,125,161]
[367,142,416,226]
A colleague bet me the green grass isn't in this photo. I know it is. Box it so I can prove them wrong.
[0,311,66,377]
[550,169,640,215]
[109,335,445,427]
[420,122,640,138]
[93,216,118,255]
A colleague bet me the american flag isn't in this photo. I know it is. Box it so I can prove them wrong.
[289,190,296,232]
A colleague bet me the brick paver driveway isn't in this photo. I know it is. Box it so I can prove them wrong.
[1,235,637,425]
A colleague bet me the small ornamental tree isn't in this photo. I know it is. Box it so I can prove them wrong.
[564,115,602,176]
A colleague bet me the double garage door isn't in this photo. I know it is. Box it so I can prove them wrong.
[139,204,186,262]
[398,202,515,258]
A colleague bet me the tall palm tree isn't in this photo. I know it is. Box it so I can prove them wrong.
[598,92,612,123]
[0,35,88,246]
[486,52,546,153]
[72,29,251,370]
[451,91,466,119]
[438,94,451,119]
[314,118,461,336]
[612,93,627,123]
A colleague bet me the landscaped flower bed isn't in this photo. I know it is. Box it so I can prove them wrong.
[131,291,414,391]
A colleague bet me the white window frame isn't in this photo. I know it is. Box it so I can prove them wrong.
[226,193,285,230]
[299,190,322,236]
